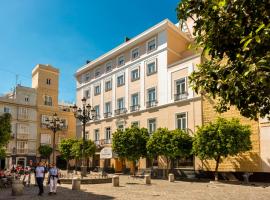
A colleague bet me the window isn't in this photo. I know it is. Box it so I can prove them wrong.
[117,98,124,109]
[131,121,139,127]
[19,107,28,118]
[131,93,139,106]
[176,78,186,94]
[95,69,101,78]
[94,129,100,141]
[105,80,112,91]
[148,118,156,134]
[17,141,28,153]
[85,73,90,82]
[118,55,125,66]
[147,61,157,75]
[61,119,68,129]
[147,38,156,52]
[131,48,139,60]
[105,127,111,143]
[176,113,187,130]
[94,105,100,117]
[94,85,101,95]
[106,62,112,72]
[41,134,51,144]
[46,78,51,85]
[117,124,124,131]
[105,102,111,113]
[148,88,156,102]
[25,96,29,102]
[44,95,52,106]
[84,89,90,99]
[85,131,90,140]
[4,107,10,113]
[117,74,125,86]
[131,68,140,81]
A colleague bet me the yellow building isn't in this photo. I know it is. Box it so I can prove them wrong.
[75,19,202,172]
[32,64,76,164]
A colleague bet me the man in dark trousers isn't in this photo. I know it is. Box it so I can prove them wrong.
[35,162,45,196]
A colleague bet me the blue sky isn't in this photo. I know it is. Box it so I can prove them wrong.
[0,0,180,103]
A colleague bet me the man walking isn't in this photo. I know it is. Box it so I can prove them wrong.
[48,163,59,195]
[35,162,45,196]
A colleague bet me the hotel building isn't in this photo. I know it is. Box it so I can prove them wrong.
[75,19,202,171]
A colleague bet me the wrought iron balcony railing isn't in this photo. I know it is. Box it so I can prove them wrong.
[130,105,140,112]
[174,92,188,101]
[114,108,127,115]
[103,112,112,118]
[146,100,158,108]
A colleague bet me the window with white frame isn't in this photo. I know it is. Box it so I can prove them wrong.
[94,129,100,141]
[44,95,52,106]
[147,38,156,52]
[95,69,101,78]
[117,74,125,86]
[105,102,111,113]
[148,118,156,134]
[131,68,140,81]
[131,48,139,60]
[131,93,139,106]
[106,62,112,72]
[17,141,28,150]
[4,107,10,113]
[19,107,28,118]
[85,131,90,140]
[147,88,156,102]
[94,105,100,117]
[105,127,111,140]
[94,85,101,95]
[118,55,125,66]
[18,124,29,134]
[85,73,90,82]
[105,80,112,91]
[84,89,90,99]
[176,78,186,94]
[147,60,157,75]
[117,98,125,109]
[176,113,187,130]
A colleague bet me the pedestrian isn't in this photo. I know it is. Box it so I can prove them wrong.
[35,162,45,196]
[48,163,59,195]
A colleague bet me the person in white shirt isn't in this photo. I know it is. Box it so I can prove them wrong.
[48,163,59,195]
[35,162,45,196]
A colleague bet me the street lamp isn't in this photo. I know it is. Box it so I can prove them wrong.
[44,113,64,164]
[71,97,96,177]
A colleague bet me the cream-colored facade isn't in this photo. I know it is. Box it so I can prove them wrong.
[32,64,76,163]
[75,19,202,171]
[0,85,37,168]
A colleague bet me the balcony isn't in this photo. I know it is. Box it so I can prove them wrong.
[130,105,140,112]
[103,112,112,119]
[94,139,112,147]
[174,92,188,101]
[93,115,100,121]
[17,134,28,140]
[146,100,158,108]
[114,108,127,116]
[17,148,36,155]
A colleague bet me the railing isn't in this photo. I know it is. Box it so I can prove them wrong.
[174,92,188,101]
[17,149,36,154]
[16,134,28,140]
[103,112,112,118]
[114,108,127,115]
[130,105,140,112]
[93,115,100,121]
[146,100,158,108]
[18,114,29,120]
[94,139,112,146]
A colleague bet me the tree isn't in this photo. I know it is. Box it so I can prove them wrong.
[177,0,270,120]
[59,138,76,171]
[38,145,53,162]
[112,125,149,173]
[0,113,12,159]
[71,139,96,171]
[192,118,252,181]
[147,128,192,172]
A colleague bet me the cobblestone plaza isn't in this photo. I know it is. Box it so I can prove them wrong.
[1,176,270,200]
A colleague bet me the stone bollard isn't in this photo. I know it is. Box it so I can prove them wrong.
[145,175,151,185]
[72,177,81,190]
[12,179,24,196]
[168,173,174,182]
[112,175,119,187]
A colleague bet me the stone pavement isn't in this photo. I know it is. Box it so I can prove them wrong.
[1,175,270,200]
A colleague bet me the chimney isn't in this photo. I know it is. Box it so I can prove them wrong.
[124,36,130,42]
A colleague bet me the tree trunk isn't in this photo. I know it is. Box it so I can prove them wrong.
[214,156,221,181]
[66,159,69,172]
[75,158,78,175]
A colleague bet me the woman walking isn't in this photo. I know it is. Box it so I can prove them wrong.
[48,163,59,195]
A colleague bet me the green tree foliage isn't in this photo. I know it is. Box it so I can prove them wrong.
[0,113,12,159]
[177,0,270,120]
[59,138,77,170]
[112,125,149,165]
[192,118,252,181]
[38,145,53,161]
[71,139,96,159]
[147,128,192,171]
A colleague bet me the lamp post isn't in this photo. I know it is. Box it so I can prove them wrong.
[45,113,64,164]
[71,97,96,177]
